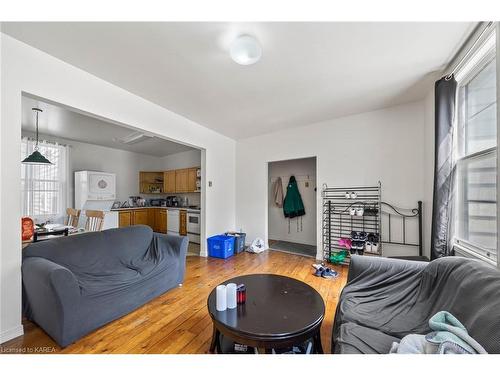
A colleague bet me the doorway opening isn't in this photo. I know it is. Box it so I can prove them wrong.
[20,93,205,256]
[268,157,317,258]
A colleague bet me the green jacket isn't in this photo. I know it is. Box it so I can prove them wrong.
[283,176,305,218]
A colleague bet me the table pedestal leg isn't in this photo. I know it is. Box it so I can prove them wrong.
[313,331,324,354]
[209,325,220,354]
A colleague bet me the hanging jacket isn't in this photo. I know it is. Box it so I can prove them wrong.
[273,177,284,207]
[283,176,305,218]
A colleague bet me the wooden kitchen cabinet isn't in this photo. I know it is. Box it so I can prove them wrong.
[144,167,200,194]
[119,211,132,227]
[132,209,149,226]
[139,171,163,194]
[175,169,189,193]
[163,170,176,193]
[154,209,168,233]
[179,210,187,236]
[187,168,198,192]
[148,208,156,229]
[118,208,167,233]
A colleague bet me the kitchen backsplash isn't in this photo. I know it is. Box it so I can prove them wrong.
[142,192,200,207]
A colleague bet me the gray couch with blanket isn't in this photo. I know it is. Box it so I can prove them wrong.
[22,225,188,347]
[332,255,500,354]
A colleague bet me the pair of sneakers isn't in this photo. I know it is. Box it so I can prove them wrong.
[350,241,365,255]
[351,231,368,241]
[312,264,338,279]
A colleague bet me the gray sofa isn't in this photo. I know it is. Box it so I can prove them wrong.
[22,225,188,347]
[332,255,500,354]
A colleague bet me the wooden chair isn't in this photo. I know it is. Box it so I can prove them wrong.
[66,208,81,227]
[85,210,105,232]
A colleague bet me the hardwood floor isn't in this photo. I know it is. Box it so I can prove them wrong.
[1,250,348,354]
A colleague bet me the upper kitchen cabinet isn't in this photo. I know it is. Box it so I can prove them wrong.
[175,167,199,193]
[163,170,176,193]
[175,169,189,192]
[188,168,198,192]
[141,167,200,194]
[139,171,164,194]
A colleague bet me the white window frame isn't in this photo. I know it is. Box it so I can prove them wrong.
[453,27,499,267]
[21,137,68,223]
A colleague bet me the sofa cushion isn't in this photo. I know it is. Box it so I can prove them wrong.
[333,322,400,354]
[336,256,500,353]
[23,226,157,296]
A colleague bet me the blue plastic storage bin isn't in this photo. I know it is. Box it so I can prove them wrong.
[224,232,247,254]
[207,235,235,259]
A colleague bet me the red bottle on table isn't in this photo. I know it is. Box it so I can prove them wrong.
[237,284,246,304]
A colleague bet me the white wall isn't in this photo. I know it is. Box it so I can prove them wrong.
[161,149,201,170]
[236,101,428,260]
[268,157,316,245]
[0,34,236,343]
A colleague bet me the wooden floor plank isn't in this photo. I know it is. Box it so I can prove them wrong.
[0,250,347,354]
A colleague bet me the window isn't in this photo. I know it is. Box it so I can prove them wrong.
[21,138,68,222]
[454,31,497,264]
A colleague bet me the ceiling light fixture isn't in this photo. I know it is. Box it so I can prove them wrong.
[229,35,262,66]
[22,108,52,165]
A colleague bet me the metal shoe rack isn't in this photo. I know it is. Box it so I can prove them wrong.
[322,182,382,265]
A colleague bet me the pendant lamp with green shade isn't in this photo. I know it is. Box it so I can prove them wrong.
[22,108,52,165]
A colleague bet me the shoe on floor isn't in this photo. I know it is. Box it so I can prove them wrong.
[321,268,338,279]
[312,263,323,270]
[314,267,325,277]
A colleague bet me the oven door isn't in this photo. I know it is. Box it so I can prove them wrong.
[187,212,200,234]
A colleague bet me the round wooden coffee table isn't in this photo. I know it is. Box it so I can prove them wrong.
[207,274,325,354]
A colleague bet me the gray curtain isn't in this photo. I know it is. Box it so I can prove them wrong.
[430,75,457,260]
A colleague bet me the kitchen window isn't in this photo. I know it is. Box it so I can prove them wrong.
[454,30,498,264]
[21,137,69,222]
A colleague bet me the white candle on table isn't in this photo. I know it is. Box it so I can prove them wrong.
[226,283,237,309]
[216,285,227,311]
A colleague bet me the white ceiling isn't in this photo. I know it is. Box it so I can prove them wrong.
[4,22,474,139]
[21,96,196,157]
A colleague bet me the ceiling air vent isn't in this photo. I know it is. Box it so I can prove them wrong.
[113,131,153,145]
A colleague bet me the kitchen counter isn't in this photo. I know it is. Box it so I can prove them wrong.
[111,206,200,213]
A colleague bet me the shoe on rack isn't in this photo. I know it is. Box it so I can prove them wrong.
[368,233,379,243]
[365,241,372,253]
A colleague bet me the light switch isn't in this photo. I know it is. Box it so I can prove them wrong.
[208,181,212,187]
[305,182,309,187]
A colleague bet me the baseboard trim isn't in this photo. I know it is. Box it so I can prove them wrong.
[0,324,24,344]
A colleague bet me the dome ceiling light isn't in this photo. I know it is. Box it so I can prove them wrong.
[229,35,262,66]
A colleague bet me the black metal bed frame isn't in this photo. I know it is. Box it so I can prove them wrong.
[380,200,423,258]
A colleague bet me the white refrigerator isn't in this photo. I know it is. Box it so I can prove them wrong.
[74,171,118,229]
